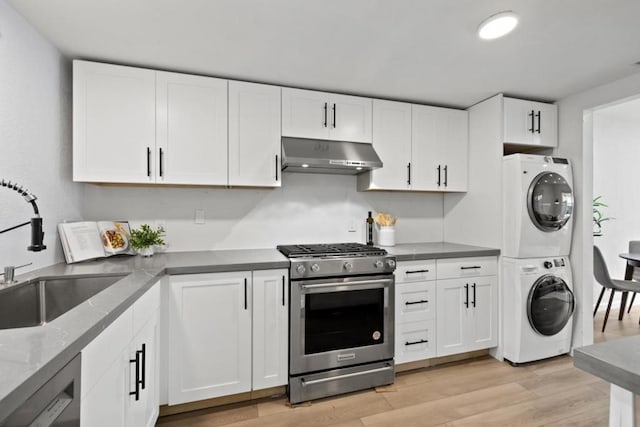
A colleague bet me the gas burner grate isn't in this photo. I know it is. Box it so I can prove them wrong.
[277,242,387,258]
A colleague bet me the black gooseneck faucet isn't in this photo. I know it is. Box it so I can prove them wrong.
[0,179,46,252]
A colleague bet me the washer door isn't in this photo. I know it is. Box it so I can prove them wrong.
[527,172,573,232]
[527,274,575,336]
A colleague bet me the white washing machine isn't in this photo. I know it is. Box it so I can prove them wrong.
[502,256,575,365]
[503,154,574,258]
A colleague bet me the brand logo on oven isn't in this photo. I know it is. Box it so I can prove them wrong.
[372,331,381,340]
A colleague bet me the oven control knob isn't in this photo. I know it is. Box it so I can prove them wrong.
[344,262,353,272]
[296,264,306,275]
[386,259,396,269]
[310,263,320,273]
[374,260,384,269]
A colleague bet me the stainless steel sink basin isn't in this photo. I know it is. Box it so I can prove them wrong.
[0,274,127,330]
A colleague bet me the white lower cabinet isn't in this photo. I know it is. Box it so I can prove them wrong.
[168,269,288,405]
[81,283,160,427]
[435,275,497,358]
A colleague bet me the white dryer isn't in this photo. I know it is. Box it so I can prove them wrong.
[503,154,574,258]
[502,256,575,365]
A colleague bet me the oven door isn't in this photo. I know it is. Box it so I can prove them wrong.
[290,274,394,375]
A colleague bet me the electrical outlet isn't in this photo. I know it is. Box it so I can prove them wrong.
[348,219,357,233]
[155,220,166,231]
[195,209,205,224]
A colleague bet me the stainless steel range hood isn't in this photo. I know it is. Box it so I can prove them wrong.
[281,137,382,175]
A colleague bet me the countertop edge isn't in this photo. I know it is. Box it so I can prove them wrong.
[573,347,640,395]
[393,249,500,262]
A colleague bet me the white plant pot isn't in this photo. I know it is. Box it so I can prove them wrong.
[137,247,154,257]
[377,227,395,247]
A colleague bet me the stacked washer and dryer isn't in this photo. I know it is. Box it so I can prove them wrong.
[502,154,576,365]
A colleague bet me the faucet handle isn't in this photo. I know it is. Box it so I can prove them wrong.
[1,262,32,284]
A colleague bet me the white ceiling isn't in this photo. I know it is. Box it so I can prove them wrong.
[6,0,640,108]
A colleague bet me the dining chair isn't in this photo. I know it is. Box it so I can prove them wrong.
[625,240,640,313]
[593,245,640,332]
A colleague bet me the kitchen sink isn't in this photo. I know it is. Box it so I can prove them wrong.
[0,274,127,330]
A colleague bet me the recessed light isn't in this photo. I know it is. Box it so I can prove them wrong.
[356,167,363,171]
[478,11,518,40]
[301,164,309,168]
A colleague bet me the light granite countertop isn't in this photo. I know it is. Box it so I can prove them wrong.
[0,242,498,419]
[573,335,640,394]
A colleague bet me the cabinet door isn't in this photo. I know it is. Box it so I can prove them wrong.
[395,320,436,364]
[328,93,372,143]
[503,98,557,147]
[365,100,412,190]
[229,81,282,187]
[436,278,470,357]
[156,72,228,185]
[127,311,159,427]
[252,269,289,390]
[440,109,468,192]
[168,272,252,404]
[73,60,156,183]
[81,352,128,427]
[468,276,498,351]
[411,105,444,191]
[282,88,329,139]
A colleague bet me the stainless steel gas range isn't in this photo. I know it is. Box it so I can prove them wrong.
[277,243,396,404]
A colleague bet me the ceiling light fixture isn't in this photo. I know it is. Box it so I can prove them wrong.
[478,11,518,40]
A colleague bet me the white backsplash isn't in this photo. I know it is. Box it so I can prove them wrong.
[83,173,444,251]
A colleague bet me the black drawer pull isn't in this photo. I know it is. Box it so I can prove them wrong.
[405,299,429,305]
[460,266,481,270]
[406,269,430,274]
[129,350,141,401]
[464,283,469,308]
[472,283,477,308]
[405,339,428,346]
[282,275,285,306]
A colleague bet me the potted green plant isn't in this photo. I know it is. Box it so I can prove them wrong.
[593,196,613,236]
[129,224,165,256]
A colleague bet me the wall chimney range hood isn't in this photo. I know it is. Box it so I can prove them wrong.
[281,137,382,175]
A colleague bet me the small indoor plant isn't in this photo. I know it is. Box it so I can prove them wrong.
[129,224,165,256]
[593,196,613,236]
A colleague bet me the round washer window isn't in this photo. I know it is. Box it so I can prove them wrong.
[527,172,573,232]
[527,274,575,336]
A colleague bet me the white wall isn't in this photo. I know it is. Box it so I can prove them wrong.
[0,1,82,272]
[556,70,640,349]
[592,100,640,300]
[83,173,444,251]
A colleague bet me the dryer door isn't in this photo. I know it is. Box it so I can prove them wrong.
[527,274,575,336]
[527,172,573,232]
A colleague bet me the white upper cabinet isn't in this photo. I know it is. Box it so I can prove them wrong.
[73,61,156,183]
[411,105,468,192]
[228,81,282,187]
[282,88,372,143]
[156,71,228,185]
[503,97,557,147]
[360,100,412,190]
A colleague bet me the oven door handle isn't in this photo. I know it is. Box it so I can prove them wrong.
[301,365,393,386]
[301,278,392,290]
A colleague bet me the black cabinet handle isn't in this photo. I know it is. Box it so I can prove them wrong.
[129,350,141,401]
[472,283,477,308]
[536,111,541,133]
[323,102,328,127]
[332,103,336,128]
[406,269,429,274]
[461,266,481,270]
[464,283,469,308]
[244,278,248,310]
[159,148,164,177]
[444,165,448,187]
[405,299,429,305]
[282,275,285,306]
[405,339,428,346]
[528,110,535,133]
[140,343,146,389]
[275,155,279,181]
[146,147,151,177]
[407,163,411,185]
[437,165,441,186]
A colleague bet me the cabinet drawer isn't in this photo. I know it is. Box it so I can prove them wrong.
[133,281,160,335]
[396,281,435,323]
[396,260,436,283]
[395,320,436,364]
[436,257,497,279]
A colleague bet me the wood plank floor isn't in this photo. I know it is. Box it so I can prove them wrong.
[156,302,640,426]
